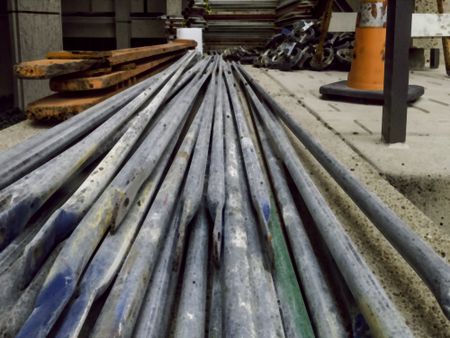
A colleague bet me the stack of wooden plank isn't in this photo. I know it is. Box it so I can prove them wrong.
[14,40,196,121]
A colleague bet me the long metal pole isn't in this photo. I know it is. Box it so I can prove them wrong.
[53,132,180,338]
[91,65,213,338]
[207,59,226,266]
[234,65,414,338]
[16,61,212,338]
[0,52,195,251]
[254,113,346,338]
[223,61,274,268]
[19,52,196,285]
[238,63,450,320]
[173,206,210,338]
[222,89,257,337]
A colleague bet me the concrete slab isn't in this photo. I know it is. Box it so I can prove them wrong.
[244,65,450,337]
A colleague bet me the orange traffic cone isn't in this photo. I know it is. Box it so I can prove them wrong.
[320,0,424,103]
[347,0,387,90]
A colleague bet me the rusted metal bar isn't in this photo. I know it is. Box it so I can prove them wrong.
[234,65,414,337]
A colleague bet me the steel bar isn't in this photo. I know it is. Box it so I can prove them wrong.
[175,57,218,269]
[0,165,96,319]
[234,65,414,338]
[254,113,346,338]
[325,251,371,338]
[0,53,195,251]
[207,60,226,265]
[16,62,211,338]
[266,195,316,338]
[0,117,123,250]
[54,133,180,338]
[236,132,285,338]
[208,263,223,338]
[223,61,274,268]
[222,96,257,338]
[0,243,63,338]
[132,203,183,338]
[0,52,194,190]
[238,63,450,320]
[174,206,210,338]
[171,57,210,95]
[90,92,207,338]
[19,52,196,285]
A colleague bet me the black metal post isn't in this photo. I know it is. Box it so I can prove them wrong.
[382,0,415,143]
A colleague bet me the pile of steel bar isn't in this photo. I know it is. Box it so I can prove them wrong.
[0,52,449,338]
[14,40,196,121]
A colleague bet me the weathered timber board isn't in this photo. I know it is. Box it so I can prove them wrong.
[49,53,181,92]
[46,39,197,66]
[14,59,103,79]
[26,62,170,120]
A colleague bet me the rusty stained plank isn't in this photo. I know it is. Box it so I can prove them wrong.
[47,39,197,65]
[26,66,168,121]
[49,53,182,92]
[14,59,103,79]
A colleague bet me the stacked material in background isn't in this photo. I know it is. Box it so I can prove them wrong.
[13,40,196,121]
[203,0,279,52]
[183,0,208,29]
[164,16,187,40]
[276,0,318,27]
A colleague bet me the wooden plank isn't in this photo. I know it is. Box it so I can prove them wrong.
[49,53,181,92]
[46,39,197,65]
[45,50,113,59]
[14,59,103,79]
[26,61,170,120]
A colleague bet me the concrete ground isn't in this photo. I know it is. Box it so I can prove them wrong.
[0,66,450,336]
